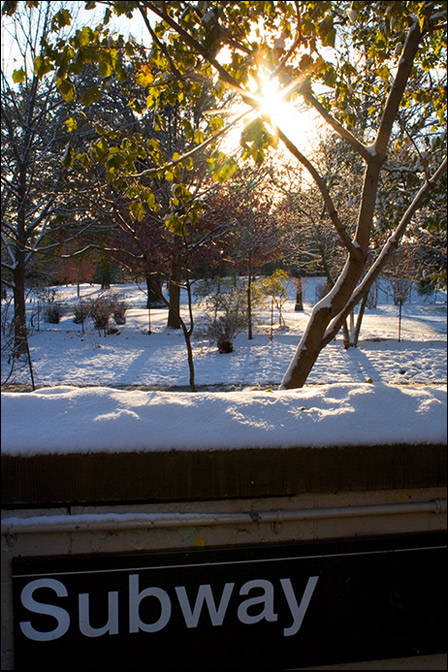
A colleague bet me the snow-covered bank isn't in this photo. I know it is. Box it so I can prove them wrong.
[2,383,446,456]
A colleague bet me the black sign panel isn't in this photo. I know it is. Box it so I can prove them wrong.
[12,532,446,671]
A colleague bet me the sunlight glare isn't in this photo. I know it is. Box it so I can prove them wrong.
[254,73,316,151]
[219,69,325,158]
[257,75,284,119]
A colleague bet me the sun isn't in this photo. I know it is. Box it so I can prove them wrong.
[256,76,285,118]
[218,70,324,157]
[252,72,320,154]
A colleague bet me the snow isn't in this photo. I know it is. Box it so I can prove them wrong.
[2,277,446,455]
[2,383,446,456]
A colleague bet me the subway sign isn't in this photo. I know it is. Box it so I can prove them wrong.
[12,533,446,670]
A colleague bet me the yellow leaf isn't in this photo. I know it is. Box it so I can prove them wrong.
[136,64,154,87]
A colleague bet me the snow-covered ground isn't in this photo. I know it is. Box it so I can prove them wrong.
[2,277,446,390]
[1,277,446,454]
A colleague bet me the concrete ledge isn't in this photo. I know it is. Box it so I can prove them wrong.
[2,443,446,507]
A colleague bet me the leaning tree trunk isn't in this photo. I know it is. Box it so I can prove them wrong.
[279,16,430,389]
[281,263,363,388]
[281,156,382,389]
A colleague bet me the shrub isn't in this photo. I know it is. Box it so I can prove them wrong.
[73,299,92,334]
[73,299,92,325]
[201,281,248,353]
[110,296,129,325]
[44,301,63,324]
[90,295,113,331]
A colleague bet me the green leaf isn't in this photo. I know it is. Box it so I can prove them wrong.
[181,156,194,170]
[75,152,90,167]
[146,192,158,210]
[128,98,144,114]
[194,129,205,144]
[377,65,390,82]
[52,9,71,31]
[321,62,337,87]
[106,152,125,170]
[34,56,54,78]
[318,17,336,47]
[103,7,112,25]
[91,137,109,163]
[12,67,26,84]
[181,118,194,139]
[98,53,113,78]
[165,213,188,236]
[78,26,95,47]
[191,81,202,97]
[214,158,239,183]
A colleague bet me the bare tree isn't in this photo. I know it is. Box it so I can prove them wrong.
[1,3,81,359]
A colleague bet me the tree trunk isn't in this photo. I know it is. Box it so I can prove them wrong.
[247,257,253,340]
[342,310,356,349]
[167,260,182,329]
[146,271,164,308]
[183,275,196,392]
[12,259,28,356]
[281,253,367,389]
[13,170,29,356]
[294,276,303,311]
[280,147,385,389]
[352,294,369,347]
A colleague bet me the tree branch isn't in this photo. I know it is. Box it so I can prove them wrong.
[137,5,186,83]
[373,16,424,159]
[276,127,362,259]
[142,1,256,105]
[301,88,372,162]
[321,157,447,346]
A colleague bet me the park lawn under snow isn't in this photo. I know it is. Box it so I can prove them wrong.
[1,277,447,455]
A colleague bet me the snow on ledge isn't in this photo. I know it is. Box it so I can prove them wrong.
[1,383,446,456]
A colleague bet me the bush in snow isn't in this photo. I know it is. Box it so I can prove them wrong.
[252,269,289,340]
[73,299,92,333]
[90,294,113,332]
[199,280,248,353]
[87,293,129,333]
[110,296,129,325]
[44,301,63,324]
